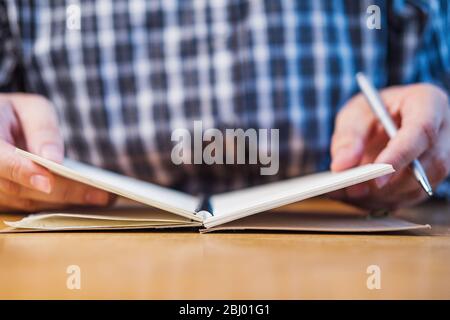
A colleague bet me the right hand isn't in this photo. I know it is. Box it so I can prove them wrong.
[0,93,112,212]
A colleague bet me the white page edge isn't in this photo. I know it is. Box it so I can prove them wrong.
[16,148,203,222]
[204,164,394,228]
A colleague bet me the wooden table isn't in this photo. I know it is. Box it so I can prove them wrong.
[0,199,449,299]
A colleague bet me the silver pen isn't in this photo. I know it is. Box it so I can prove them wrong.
[356,72,433,196]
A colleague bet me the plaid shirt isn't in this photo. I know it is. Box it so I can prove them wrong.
[1,0,449,196]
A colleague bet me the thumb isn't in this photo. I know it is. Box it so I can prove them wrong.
[331,94,375,172]
[6,94,64,163]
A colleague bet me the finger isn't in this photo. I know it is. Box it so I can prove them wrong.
[0,175,112,206]
[327,189,347,201]
[0,192,66,213]
[364,161,434,204]
[0,100,19,144]
[0,140,55,193]
[348,146,446,206]
[391,152,448,196]
[423,120,450,185]
[376,112,450,188]
[374,168,422,199]
[395,189,429,208]
[334,193,396,211]
[331,94,376,171]
[374,86,445,187]
[0,190,34,211]
[345,183,370,199]
[374,119,437,188]
[4,94,64,163]
[341,172,432,210]
[333,197,391,211]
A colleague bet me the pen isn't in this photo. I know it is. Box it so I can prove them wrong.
[355,72,433,196]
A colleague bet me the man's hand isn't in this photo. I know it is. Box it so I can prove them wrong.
[330,84,450,210]
[0,93,111,212]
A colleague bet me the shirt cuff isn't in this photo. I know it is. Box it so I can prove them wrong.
[435,178,450,200]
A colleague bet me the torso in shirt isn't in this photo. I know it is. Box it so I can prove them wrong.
[1,0,427,194]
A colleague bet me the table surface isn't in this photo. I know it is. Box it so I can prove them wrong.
[0,198,449,299]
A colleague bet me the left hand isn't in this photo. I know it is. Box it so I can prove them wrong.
[330,83,450,210]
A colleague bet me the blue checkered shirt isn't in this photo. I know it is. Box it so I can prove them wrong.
[1,0,449,196]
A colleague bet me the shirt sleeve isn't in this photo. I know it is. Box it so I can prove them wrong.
[0,1,22,92]
[387,0,450,89]
[387,0,450,200]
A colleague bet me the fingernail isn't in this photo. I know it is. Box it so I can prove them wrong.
[85,190,109,205]
[40,144,63,163]
[30,175,52,194]
[375,175,390,189]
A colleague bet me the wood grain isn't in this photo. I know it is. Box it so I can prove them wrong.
[0,198,449,299]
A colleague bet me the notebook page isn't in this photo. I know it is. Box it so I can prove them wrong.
[205,163,394,228]
[201,213,429,233]
[16,149,202,222]
[4,216,197,230]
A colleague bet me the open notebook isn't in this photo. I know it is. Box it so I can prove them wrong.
[1,149,430,233]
